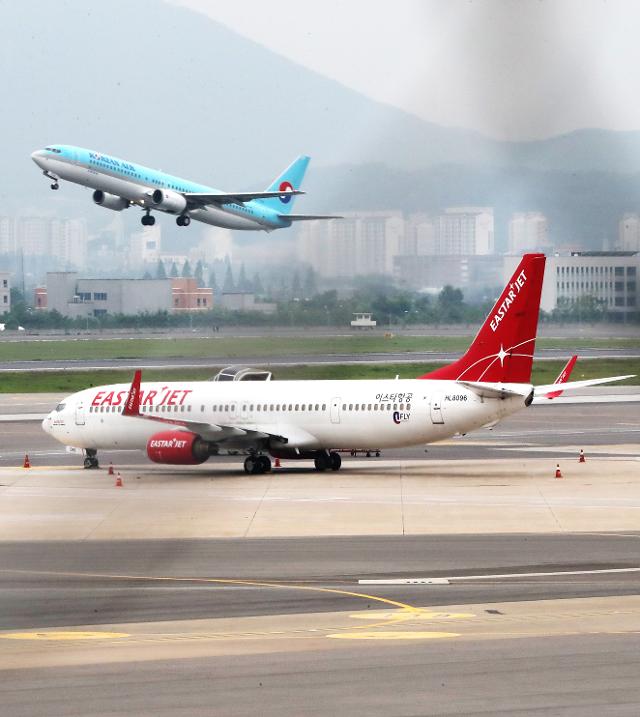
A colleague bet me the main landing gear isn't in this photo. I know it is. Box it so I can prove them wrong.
[244,454,272,475]
[83,449,99,470]
[314,451,341,472]
[141,211,156,226]
[176,215,191,227]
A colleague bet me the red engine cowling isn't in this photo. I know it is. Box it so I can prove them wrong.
[146,430,209,465]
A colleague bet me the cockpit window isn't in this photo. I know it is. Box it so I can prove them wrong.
[45,147,62,153]
[55,403,66,412]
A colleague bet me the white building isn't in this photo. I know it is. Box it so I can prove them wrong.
[437,207,494,255]
[508,212,550,254]
[0,217,16,255]
[129,225,161,269]
[504,252,639,317]
[0,272,10,314]
[618,214,640,252]
[298,211,404,278]
[51,218,88,269]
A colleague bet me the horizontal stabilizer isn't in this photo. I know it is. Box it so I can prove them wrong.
[534,374,635,397]
[279,214,343,221]
[457,381,533,400]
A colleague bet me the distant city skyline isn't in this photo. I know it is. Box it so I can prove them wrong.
[173,0,640,141]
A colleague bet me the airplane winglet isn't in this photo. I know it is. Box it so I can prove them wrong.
[122,369,142,417]
[544,355,578,399]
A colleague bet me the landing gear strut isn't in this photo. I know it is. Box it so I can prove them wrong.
[314,451,341,472]
[141,211,156,226]
[244,454,272,475]
[43,170,59,190]
[176,215,191,227]
[83,449,99,470]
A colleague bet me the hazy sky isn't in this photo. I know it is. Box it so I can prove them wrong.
[172,0,640,141]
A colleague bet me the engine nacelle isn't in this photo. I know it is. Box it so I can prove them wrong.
[151,188,187,214]
[93,190,129,211]
[146,430,209,465]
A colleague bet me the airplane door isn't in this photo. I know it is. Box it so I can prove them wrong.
[430,394,444,424]
[330,397,341,424]
[75,401,86,426]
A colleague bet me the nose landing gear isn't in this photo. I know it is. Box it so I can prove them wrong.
[176,215,191,227]
[43,170,59,190]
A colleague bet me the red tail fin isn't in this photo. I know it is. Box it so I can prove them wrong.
[420,254,546,383]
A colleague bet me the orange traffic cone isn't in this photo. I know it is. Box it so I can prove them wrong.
[23,454,30,469]
[108,462,114,476]
[115,472,123,487]
[578,449,586,463]
[555,464,562,479]
[274,457,281,469]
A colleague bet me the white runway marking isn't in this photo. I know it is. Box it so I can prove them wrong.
[360,566,640,585]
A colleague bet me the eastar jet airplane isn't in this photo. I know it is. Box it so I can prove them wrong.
[42,254,633,472]
[31,145,339,230]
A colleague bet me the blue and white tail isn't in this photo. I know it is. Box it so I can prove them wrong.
[257,155,310,215]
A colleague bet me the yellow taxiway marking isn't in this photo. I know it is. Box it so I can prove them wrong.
[328,631,459,640]
[0,631,129,641]
[1,568,459,636]
[348,611,475,621]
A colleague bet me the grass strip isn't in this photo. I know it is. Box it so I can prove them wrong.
[1,359,637,393]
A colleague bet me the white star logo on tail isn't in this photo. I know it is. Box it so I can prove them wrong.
[497,345,509,366]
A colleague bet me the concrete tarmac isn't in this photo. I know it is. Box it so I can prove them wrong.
[1,399,639,715]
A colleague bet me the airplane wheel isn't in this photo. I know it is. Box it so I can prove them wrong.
[141,215,149,226]
[329,452,341,471]
[147,215,156,226]
[176,216,184,226]
[314,453,331,472]
[244,456,256,474]
[258,455,271,473]
[182,215,191,226]
[51,183,59,190]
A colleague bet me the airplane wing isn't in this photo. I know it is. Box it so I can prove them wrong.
[532,374,636,404]
[279,214,343,221]
[120,370,286,446]
[184,190,304,206]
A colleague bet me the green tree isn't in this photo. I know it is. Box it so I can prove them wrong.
[194,260,204,287]
[169,262,179,278]
[223,263,235,292]
[237,263,251,291]
[303,267,317,297]
[155,259,167,279]
[181,260,192,278]
[252,272,264,296]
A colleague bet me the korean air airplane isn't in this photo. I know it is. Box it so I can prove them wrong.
[31,145,339,230]
[42,255,633,472]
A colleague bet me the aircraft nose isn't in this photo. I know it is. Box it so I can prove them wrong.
[41,413,52,434]
[31,149,46,167]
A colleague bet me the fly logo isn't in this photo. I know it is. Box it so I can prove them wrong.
[489,269,527,332]
[149,438,188,449]
[393,411,410,425]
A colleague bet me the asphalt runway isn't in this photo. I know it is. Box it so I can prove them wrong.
[2,535,640,716]
[0,346,637,373]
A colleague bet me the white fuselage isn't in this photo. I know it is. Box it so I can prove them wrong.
[42,378,530,455]
[32,150,278,231]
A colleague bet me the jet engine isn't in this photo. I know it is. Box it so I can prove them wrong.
[151,188,187,214]
[146,430,210,465]
[92,190,129,211]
